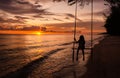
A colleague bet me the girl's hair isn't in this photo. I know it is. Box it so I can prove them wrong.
[80,35,85,41]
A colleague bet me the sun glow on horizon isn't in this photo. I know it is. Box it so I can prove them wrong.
[0,30,44,35]
[35,32,42,35]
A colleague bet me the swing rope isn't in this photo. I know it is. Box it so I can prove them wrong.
[72,0,77,62]
[91,0,93,58]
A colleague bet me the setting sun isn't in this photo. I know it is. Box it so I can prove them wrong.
[36,32,42,35]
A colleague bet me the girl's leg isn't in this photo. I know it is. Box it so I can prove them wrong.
[82,49,85,61]
[76,48,79,61]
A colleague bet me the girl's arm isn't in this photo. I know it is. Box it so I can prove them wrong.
[74,38,79,43]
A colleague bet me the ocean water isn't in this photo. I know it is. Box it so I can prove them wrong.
[0,34,103,78]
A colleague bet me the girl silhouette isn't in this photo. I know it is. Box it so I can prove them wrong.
[75,35,85,61]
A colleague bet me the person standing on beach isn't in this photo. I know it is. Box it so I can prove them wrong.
[74,35,85,61]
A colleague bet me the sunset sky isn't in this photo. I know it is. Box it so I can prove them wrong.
[0,0,108,34]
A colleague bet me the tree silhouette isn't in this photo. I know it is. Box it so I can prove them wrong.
[104,0,120,6]
[104,0,120,35]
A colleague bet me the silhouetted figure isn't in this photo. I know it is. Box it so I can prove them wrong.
[74,35,85,61]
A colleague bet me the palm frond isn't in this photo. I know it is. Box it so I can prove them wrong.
[68,0,76,5]
[68,0,90,6]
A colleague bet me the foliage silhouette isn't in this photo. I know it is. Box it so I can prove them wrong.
[104,0,120,35]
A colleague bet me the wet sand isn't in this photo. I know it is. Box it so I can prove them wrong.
[1,47,91,78]
[28,48,91,78]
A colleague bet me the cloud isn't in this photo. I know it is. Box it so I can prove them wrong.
[65,17,70,19]
[81,10,105,16]
[15,16,29,19]
[46,20,104,29]
[0,0,12,4]
[53,18,63,21]
[32,15,45,18]
[94,0,104,2]
[0,0,48,14]
[21,26,41,31]
[65,13,82,22]
[35,0,65,4]
[93,11,104,16]
[53,0,65,2]
[0,17,25,24]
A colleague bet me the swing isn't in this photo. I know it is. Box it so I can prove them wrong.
[72,0,93,62]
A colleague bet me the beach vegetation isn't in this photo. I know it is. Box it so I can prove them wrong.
[104,0,120,35]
